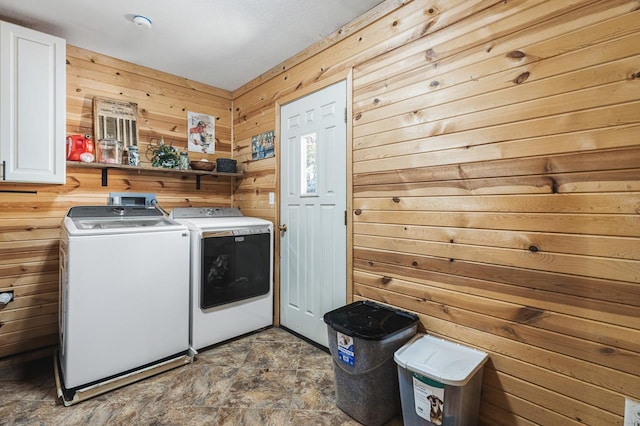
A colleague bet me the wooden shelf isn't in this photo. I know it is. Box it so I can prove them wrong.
[66,161,242,189]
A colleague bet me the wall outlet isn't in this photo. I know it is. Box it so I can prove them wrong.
[624,397,640,426]
[269,192,275,205]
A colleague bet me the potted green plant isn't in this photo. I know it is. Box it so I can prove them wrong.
[147,138,180,168]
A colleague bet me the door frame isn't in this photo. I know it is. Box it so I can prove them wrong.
[273,70,354,326]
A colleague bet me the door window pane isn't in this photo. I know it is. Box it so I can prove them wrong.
[301,132,317,195]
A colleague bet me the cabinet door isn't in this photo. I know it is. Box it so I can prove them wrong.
[0,21,66,184]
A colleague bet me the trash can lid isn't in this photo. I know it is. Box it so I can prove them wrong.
[394,334,489,386]
[323,300,419,340]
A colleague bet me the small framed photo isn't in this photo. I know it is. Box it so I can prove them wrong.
[187,111,215,154]
[251,130,275,160]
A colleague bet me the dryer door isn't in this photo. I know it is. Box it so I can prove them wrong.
[200,230,271,309]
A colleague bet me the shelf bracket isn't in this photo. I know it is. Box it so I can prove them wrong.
[101,168,108,186]
[196,175,201,190]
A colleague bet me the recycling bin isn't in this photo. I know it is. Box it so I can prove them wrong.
[394,334,489,426]
[324,300,419,426]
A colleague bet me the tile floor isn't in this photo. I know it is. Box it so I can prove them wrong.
[0,327,403,425]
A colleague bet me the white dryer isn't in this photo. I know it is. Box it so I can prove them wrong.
[57,206,193,405]
[170,207,273,350]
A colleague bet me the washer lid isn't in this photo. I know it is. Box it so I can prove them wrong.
[67,205,164,218]
[64,206,186,235]
[71,216,176,230]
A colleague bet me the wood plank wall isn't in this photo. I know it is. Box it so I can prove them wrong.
[0,46,233,358]
[233,0,640,424]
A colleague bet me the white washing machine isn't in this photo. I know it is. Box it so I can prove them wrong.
[57,206,193,405]
[170,207,273,350]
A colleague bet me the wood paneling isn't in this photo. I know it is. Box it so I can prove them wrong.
[0,46,234,359]
[233,0,640,424]
[1,0,638,423]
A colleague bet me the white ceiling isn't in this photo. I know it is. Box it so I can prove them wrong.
[0,0,384,91]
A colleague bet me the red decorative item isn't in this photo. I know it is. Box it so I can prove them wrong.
[66,134,95,162]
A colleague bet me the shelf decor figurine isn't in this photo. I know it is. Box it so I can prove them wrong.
[147,138,180,168]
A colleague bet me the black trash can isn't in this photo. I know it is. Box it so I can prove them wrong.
[324,300,419,426]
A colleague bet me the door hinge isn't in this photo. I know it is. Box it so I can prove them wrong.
[344,107,347,123]
[344,210,347,226]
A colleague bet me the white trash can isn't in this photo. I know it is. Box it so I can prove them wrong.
[394,334,488,426]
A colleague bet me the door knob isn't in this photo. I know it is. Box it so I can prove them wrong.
[279,224,287,235]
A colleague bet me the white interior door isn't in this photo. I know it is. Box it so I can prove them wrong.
[280,80,347,347]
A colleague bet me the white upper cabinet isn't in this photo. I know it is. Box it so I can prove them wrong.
[0,20,66,184]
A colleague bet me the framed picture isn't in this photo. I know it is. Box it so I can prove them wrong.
[251,130,275,160]
[187,111,215,154]
[93,97,138,147]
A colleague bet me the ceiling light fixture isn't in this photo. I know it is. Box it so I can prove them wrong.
[132,15,152,29]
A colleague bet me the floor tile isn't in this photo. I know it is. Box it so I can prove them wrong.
[244,341,302,369]
[0,400,59,424]
[222,367,297,409]
[197,336,253,367]
[0,327,406,425]
[254,326,302,343]
[140,405,220,425]
[299,341,333,370]
[290,369,336,411]
[215,407,291,426]
[289,409,363,426]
